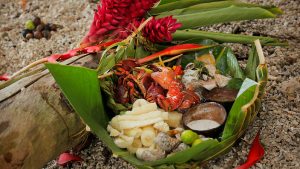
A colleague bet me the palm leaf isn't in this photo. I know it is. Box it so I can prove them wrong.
[173,30,286,46]
[173,6,276,29]
[157,0,180,6]
[151,0,225,14]
[156,1,282,17]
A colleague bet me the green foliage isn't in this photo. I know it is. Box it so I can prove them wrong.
[214,47,245,79]
[46,64,108,127]
[226,78,244,90]
[245,45,259,80]
[222,78,258,140]
[155,1,282,17]
[151,0,223,14]
[152,1,284,46]
[174,6,276,29]
[173,30,286,46]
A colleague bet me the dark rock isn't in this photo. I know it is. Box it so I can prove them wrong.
[36,24,45,32]
[33,31,43,39]
[33,16,42,26]
[25,32,33,40]
[42,30,51,39]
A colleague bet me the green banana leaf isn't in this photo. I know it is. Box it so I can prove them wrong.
[173,6,277,29]
[222,78,258,140]
[173,30,286,46]
[214,47,245,79]
[46,64,108,126]
[157,0,180,6]
[151,0,225,14]
[245,45,259,80]
[226,78,244,90]
[156,1,282,17]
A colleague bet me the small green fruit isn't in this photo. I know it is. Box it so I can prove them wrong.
[25,20,35,30]
[192,138,203,147]
[181,130,198,145]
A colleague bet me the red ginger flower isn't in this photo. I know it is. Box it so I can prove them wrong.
[82,0,159,46]
[143,16,182,43]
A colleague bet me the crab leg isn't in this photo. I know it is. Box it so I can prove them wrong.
[137,44,209,64]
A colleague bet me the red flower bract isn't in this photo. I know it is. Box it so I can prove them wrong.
[82,0,159,46]
[143,16,182,43]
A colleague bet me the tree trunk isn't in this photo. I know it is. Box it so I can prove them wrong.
[0,54,98,169]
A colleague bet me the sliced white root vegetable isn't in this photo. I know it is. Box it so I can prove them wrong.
[161,112,169,120]
[136,148,147,159]
[153,121,170,132]
[107,125,121,137]
[116,111,166,121]
[166,111,182,128]
[141,126,156,147]
[124,128,143,138]
[110,116,122,131]
[127,138,142,154]
[118,117,163,130]
[119,135,134,144]
[127,146,138,154]
[128,102,158,115]
[114,135,134,149]
[133,138,142,148]
[132,99,149,109]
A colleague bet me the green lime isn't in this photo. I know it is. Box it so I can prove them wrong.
[180,130,198,145]
[25,20,35,30]
[192,138,203,147]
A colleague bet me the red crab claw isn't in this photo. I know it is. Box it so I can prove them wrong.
[156,94,172,111]
[178,90,201,112]
[114,59,140,76]
[127,80,140,103]
[151,67,176,90]
[114,78,129,104]
[145,83,165,103]
[156,81,184,111]
[173,65,184,76]
[166,81,185,110]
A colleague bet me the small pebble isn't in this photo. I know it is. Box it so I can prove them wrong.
[36,24,45,32]
[44,23,51,31]
[21,29,31,38]
[42,30,51,39]
[33,31,43,39]
[49,23,57,31]
[33,16,42,26]
[25,32,33,40]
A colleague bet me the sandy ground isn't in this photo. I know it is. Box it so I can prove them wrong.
[0,0,299,169]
